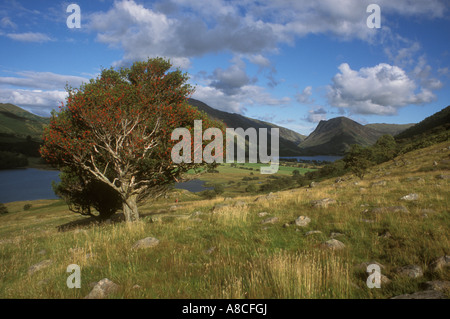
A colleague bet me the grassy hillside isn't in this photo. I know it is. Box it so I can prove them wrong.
[0,141,448,299]
[0,103,49,139]
[365,123,415,136]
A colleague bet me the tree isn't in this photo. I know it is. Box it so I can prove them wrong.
[52,166,122,220]
[372,134,397,164]
[41,58,224,222]
[344,144,373,179]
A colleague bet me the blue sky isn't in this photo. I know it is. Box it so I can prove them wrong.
[0,0,449,135]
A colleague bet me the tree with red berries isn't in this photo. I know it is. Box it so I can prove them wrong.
[41,58,224,222]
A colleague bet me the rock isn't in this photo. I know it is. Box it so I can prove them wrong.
[258,212,268,217]
[436,174,450,180]
[433,161,438,166]
[430,255,450,271]
[205,247,216,254]
[169,205,178,211]
[423,281,450,292]
[132,237,160,250]
[371,180,387,187]
[305,230,322,236]
[360,218,375,223]
[405,177,425,183]
[37,249,47,255]
[391,290,447,299]
[399,193,419,201]
[132,284,142,290]
[335,177,343,183]
[309,182,318,188]
[356,261,386,271]
[85,278,119,299]
[295,216,311,227]
[322,239,345,250]
[254,192,278,202]
[330,232,344,239]
[396,265,423,278]
[261,217,279,224]
[28,259,52,275]
[311,198,336,208]
[283,223,290,228]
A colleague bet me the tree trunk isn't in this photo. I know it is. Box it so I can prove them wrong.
[122,194,139,222]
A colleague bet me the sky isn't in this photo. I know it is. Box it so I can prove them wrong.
[0,0,449,136]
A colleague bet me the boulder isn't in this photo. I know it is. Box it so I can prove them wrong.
[311,198,336,208]
[295,216,311,227]
[430,255,450,271]
[322,239,345,250]
[132,237,160,250]
[396,265,423,278]
[261,217,279,224]
[399,193,419,201]
[85,278,119,299]
[423,281,450,292]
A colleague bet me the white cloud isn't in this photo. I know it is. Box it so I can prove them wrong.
[0,71,88,90]
[6,32,53,43]
[327,63,437,115]
[306,107,327,123]
[0,88,67,115]
[0,71,89,116]
[296,86,314,104]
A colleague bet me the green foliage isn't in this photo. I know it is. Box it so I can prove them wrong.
[23,204,32,211]
[52,166,122,220]
[343,144,373,179]
[245,184,258,193]
[213,183,225,195]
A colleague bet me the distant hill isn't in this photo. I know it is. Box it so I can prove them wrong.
[188,98,307,156]
[365,123,415,136]
[0,103,49,139]
[395,105,450,140]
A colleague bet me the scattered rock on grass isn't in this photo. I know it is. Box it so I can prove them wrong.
[85,278,119,299]
[396,265,423,278]
[430,255,450,271]
[132,237,160,250]
[423,281,450,292]
[305,230,322,236]
[399,193,419,201]
[311,198,336,208]
[295,216,311,227]
[28,259,52,275]
[261,217,279,224]
[322,239,345,250]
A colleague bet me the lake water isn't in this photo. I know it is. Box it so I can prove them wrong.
[0,168,60,203]
[0,168,212,203]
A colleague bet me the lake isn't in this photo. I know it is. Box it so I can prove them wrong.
[0,168,60,203]
[0,168,212,203]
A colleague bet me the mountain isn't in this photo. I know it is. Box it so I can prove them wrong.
[0,103,49,139]
[188,98,307,156]
[298,117,384,155]
[395,105,450,140]
[365,123,415,136]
